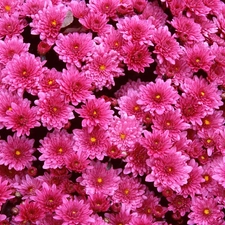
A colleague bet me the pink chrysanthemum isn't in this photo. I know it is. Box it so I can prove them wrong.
[75,97,114,132]
[167,195,191,217]
[146,150,192,192]
[185,0,210,17]
[54,197,94,224]
[54,32,93,67]
[14,200,44,224]
[117,15,154,45]
[152,109,190,137]
[0,36,30,66]
[31,182,63,213]
[107,113,143,152]
[88,0,119,19]
[38,130,74,169]
[30,4,67,45]
[123,142,150,177]
[112,175,146,210]
[137,79,179,115]
[21,0,50,17]
[131,0,148,14]
[180,159,204,197]
[79,11,109,34]
[0,177,13,207]
[3,98,40,136]
[15,174,42,200]
[181,76,223,112]
[2,52,45,96]
[122,42,154,73]
[211,156,225,188]
[84,45,124,90]
[73,127,109,160]
[57,67,92,106]
[34,91,74,130]
[141,2,167,28]
[64,151,90,173]
[188,196,224,225]
[88,193,110,213]
[0,14,26,39]
[185,42,215,72]
[153,26,181,64]
[130,214,153,225]
[0,0,23,15]
[178,95,206,126]
[69,0,89,19]
[142,129,172,157]
[0,134,35,171]
[117,89,145,120]
[171,15,204,44]
[77,161,121,196]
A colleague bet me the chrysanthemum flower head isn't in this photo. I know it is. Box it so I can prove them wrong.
[3,98,40,136]
[0,14,26,39]
[0,177,14,207]
[75,97,114,132]
[0,36,30,66]
[88,193,110,213]
[107,113,143,152]
[73,127,109,160]
[146,149,192,192]
[122,42,154,73]
[54,196,94,224]
[2,52,45,96]
[153,26,182,64]
[31,182,63,213]
[117,15,154,45]
[112,175,146,210]
[188,196,224,225]
[54,32,94,67]
[0,134,35,171]
[57,66,92,106]
[185,42,215,72]
[30,4,67,45]
[38,129,75,169]
[35,91,74,130]
[77,161,121,196]
[69,0,89,19]
[0,0,23,16]
[137,78,179,115]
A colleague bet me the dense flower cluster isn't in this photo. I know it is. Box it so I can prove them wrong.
[0,0,225,224]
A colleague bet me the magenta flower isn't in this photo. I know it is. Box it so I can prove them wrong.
[188,196,224,225]
[14,199,45,224]
[117,15,154,45]
[0,35,30,66]
[30,4,67,45]
[54,196,94,224]
[34,91,74,130]
[31,182,63,213]
[75,97,114,132]
[0,0,23,15]
[0,14,26,39]
[2,52,45,95]
[185,42,215,72]
[153,26,181,64]
[84,45,124,90]
[54,32,93,67]
[112,175,146,210]
[73,127,109,160]
[0,177,13,207]
[38,130,75,169]
[3,98,40,136]
[88,193,110,213]
[146,150,192,192]
[0,134,35,171]
[77,161,121,196]
[122,42,154,73]
[57,67,92,106]
[137,79,179,115]
[123,142,150,177]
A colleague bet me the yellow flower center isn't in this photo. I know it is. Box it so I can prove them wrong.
[51,20,57,26]
[15,150,21,156]
[99,65,106,71]
[155,94,161,99]
[133,105,140,111]
[204,119,210,125]
[120,133,126,140]
[206,139,211,144]
[204,175,210,182]
[203,208,210,215]
[5,5,11,11]
[90,137,96,143]
[48,80,54,85]
[196,58,200,63]
[97,177,103,183]
[124,189,129,195]
[58,148,63,153]
[53,107,57,112]
[200,91,205,96]
[166,121,171,126]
